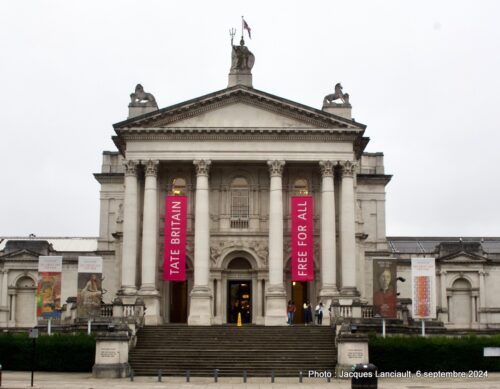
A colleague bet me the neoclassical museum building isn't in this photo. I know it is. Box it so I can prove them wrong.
[1,39,500,329]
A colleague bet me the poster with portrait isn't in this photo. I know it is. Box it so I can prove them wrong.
[372,258,397,318]
[411,257,436,319]
[37,256,62,319]
[77,256,103,318]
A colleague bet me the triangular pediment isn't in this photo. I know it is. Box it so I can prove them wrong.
[0,249,41,260]
[114,86,366,131]
[438,251,488,263]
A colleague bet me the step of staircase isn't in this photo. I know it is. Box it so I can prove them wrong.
[129,325,337,377]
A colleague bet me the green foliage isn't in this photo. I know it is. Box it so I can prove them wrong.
[0,333,95,372]
[369,334,500,372]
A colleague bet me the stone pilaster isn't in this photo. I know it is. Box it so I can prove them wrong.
[120,160,139,295]
[339,160,359,297]
[138,160,161,325]
[318,161,338,323]
[265,160,287,326]
[0,270,8,326]
[188,159,213,325]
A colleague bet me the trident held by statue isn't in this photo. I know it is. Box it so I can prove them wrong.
[229,28,236,45]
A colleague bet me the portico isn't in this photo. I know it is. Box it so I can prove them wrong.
[94,37,384,326]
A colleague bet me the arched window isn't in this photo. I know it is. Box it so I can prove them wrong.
[171,178,187,195]
[293,178,309,195]
[230,177,249,229]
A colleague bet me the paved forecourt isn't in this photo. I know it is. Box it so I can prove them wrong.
[2,371,500,389]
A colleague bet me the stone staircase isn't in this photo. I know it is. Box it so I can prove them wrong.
[129,324,337,377]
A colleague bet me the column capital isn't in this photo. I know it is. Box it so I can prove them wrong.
[143,159,159,177]
[267,160,285,177]
[123,160,139,176]
[319,160,335,177]
[339,160,357,177]
[193,159,211,176]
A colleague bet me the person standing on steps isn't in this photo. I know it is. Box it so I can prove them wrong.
[303,300,313,325]
[287,300,296,325]
[315,301,324,325]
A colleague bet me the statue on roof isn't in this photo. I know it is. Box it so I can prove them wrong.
[129,84,157,107]
[230,31,255,72]
[323,83,351,107]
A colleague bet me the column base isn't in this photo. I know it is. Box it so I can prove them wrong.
[188,286,213,326]
[265,285,287,326]
[339,286,360,297]
[137,290,162,325]
[118,286,137,296]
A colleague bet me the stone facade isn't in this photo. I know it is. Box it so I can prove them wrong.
[1,41,499,330]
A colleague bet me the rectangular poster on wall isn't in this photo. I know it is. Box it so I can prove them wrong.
[37,256,62,319]
[291,195,314,281]
[164,195,187,281]
[411,257,436,319]
[77,256,103,318]
[372,259,397,318]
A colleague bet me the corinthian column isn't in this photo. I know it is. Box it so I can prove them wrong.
[120,160,139,295]
[139,160,161,324]
[339,160,359,297]
[188,159,213,325]
[265,160,287,326]
[319,161,338,320]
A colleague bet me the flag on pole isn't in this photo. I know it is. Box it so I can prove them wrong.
[243,18,252,39]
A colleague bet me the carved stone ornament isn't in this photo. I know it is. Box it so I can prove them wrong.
[339,160,357,177]
[129,84,158,107]
[267,160,285,177]
[193,159,212,176]
[319,160,335,177]
[144,159,159,177]
[123,160,139,176]
[116,203,124,223]
[210,239,268,267]
[323,82,351,107]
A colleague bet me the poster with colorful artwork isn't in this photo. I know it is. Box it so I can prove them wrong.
[411,257,436,319]
[37,256,63,319]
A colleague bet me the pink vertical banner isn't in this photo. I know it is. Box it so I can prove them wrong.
[164,195,187,281]
[291,195,314,281]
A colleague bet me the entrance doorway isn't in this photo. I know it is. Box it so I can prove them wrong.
[170,281,188,323]
[227,280,252,324]
[292,281,308,324]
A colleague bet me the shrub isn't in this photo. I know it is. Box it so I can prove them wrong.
[369,334,500,372]
[0,333,95,372]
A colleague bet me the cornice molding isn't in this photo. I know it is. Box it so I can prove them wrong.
[116,129,361,142]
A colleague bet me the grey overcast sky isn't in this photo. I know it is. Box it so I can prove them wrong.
[1,1,499,237]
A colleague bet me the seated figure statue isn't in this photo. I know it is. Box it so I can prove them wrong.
[129,84,157,107]
[230,38,255,72]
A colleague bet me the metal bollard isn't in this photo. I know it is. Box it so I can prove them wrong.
[271,369,275,383]
[186,370,190,382]
[327,373,331,383]
[299,370,303,383]
[130,369,134,382]
[214,368,219,383]
[157,369,162,382]
[243,369,247,383]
